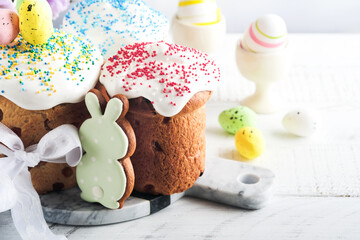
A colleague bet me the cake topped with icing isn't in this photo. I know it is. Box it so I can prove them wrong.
[100,41,220,117]
[62,0,169,58]
[0,29,103,110]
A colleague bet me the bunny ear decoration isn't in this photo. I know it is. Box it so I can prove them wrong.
[85,92,103,118]
[104,98,123,122]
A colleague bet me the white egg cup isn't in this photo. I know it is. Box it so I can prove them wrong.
[171,14,226,54]
[236,42,290,114]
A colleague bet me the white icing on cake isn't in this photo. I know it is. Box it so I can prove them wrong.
[100,41,220,117]
[62,0,169,59]
[0,30,103,110]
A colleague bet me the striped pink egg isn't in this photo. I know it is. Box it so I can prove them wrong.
[242,14,287,53]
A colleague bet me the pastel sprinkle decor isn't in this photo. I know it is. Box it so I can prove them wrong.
[100,41,220,117]
[62,0,169,58]
[0,29,103,110]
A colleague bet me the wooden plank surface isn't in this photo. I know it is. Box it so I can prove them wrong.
[206,102,360,197]
[2,196,360,239]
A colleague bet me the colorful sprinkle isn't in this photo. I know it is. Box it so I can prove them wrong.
[100,41,220,117]
[62,0,169,58]
[0,29,103,110]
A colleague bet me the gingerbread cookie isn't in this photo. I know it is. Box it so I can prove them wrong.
[77,90,135,209]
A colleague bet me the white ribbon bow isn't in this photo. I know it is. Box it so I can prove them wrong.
[0,123,82,240]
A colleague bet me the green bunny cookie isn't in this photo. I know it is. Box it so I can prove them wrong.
[77,92,129,209]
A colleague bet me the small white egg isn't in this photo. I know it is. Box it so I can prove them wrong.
[282,109,320,137]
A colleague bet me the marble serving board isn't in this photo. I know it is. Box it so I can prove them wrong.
[41,156,274,226]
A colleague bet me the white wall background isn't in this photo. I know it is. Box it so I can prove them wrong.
[144,0,360,33]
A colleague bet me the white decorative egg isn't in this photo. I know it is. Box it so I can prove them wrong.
[282,109,320,137]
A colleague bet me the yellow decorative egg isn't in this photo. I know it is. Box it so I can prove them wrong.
[235,127,265,160]
[19,0,53,45]
[177,0,221,25]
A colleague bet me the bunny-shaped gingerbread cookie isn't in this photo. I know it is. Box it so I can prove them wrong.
[77,91,135,209]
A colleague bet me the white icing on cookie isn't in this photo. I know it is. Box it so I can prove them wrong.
[100,41,220,117]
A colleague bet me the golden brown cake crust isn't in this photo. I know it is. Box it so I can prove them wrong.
[96,82,212,116]
[97,82,210,195]
[127,105,207,195]
[0,95,89,194]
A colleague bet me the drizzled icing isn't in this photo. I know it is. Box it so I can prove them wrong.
[0,29,103,110]
[100,41,220,117]
[62,0,169,59]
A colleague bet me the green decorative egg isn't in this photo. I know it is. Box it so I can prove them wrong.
[218,106,258,135]
[19,0,53,45]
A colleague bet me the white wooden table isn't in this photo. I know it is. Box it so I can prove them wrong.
[1,34,360,239]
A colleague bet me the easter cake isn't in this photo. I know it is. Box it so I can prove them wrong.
[0,0,103,194]
[62,0,169,58]
[99,41,220,195]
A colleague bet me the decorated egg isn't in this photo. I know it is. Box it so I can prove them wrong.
[19,0,53,45]
[15,0,25,12]
[176,0,221,25]
[0,0,16,11]
[235,127,265,160]
[219,106,258,135]
[0,9,19,45]
[241,14,287,53]
[282,109,320,137]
